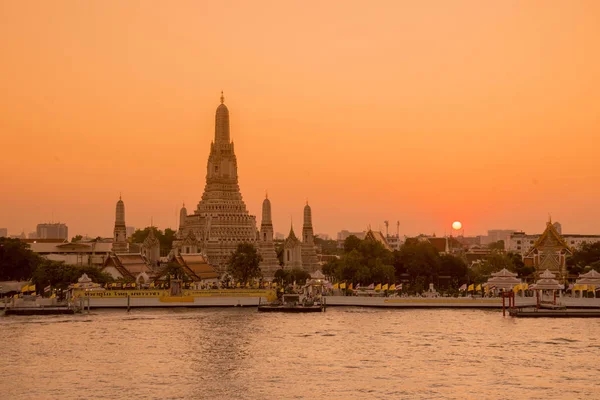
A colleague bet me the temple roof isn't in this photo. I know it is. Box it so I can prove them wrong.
[576,269,600,285]
[533,269,563,290]
[285,225,301,247]
[526,220,572,256]
[364,229,392,251]
[491,268,518,278]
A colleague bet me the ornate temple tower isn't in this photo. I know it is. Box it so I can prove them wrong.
[113,196,128,253]
[284,224,303,269]
[258,194,280,278]
[141,227,161,267]
[176,93,257,273]
[301,202,319,272]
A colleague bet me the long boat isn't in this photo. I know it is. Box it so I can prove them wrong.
[258,294,325,313]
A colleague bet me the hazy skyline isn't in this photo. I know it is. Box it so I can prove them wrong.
[1,1,599,238]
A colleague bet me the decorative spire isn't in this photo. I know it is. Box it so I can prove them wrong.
[265,190,268,199]
[220,91,224,104]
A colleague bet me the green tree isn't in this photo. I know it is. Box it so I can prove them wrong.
[488,240,505,251]
[343,235,362,254]
[31,261,113,291]
[397,240,441,283]
[131,227,177,255]
[314,236,341,255]
[226,242,263,284]
[567,242,600,275]
[0,238,41,281]
[439,254,468,289]
[71,234,83,242]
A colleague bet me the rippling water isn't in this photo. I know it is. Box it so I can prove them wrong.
[2,308,599,399]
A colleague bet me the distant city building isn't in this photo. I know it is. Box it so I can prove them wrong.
[36,223,68,240]
[10,232,26,239]
[0,228,7,237]
[553,222,562,235]
[315,233,331,241]
[27,231,38,239]
[506,221,600,255]
[480,230,516,246]
[274,232,285,240]
[126,226,136,238]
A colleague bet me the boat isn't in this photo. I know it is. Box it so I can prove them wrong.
[509,307,600,318]
[258,279,327,313]
[258,293,325,313]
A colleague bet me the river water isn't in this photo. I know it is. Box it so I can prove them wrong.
[1,308,599,400]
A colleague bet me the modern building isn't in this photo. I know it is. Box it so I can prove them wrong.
[25,238,113,267]
[506,221,600,255]
[126,226,136,238]
[480,230,516,246]
[36,223,68,240]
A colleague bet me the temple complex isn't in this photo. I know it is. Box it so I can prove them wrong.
[173,93,258,273]
[281,203,319,273]
[524,219,572,281]
[257,195,280,278]
[112,196,128,253]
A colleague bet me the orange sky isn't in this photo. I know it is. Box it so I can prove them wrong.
[1,1,599,239]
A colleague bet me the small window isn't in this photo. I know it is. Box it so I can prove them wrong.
[517,240,521,244]
[517,246,521,250]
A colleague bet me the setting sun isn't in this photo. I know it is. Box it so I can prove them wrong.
[452,221,462,230]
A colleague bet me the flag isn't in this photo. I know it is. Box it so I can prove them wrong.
[523,283,529,290]
[44,285,51,293]
[375,283,382,291]
[355,284,361,289]
[513,284,521,293]
[340,282,346,289]
[382,283,389,291]
[588,285,595,292]
[21,285,28,293]
[333,283,339,289]
[397,283,402,290]
[50,293,56,299]
[459,284,467,291]
[236,282,241,288]
[367,283,375,289]
[348,283,353,290]
[475,284,481,291]
[467,284,474,292]
[389,284,396,291]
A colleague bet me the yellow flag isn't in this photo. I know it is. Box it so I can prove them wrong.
[348,283,353,290]
[513,284,521,293]
[382,283,389,291]
[236,282,241,288]
[523,283,528,290]
[588,285,595,292]
[340,282,346,289]
[475,284,481,291]
[389,284,396,291]
[333,283,339,289]
[21,285,28,293]
[467,284,474,292]
[375,284,382,291]
[50,293,56,298]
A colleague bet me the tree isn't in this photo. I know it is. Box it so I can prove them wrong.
[0,238,41,281]
[343,235,362,254]
[488,240,505,251]
[314,236,341,255]
[31,261,114,291]
[439,254,468,289]
[226,243,263,284]
[567,242,600,275]
[397,240,440,283]
[71,235,83,242]
[130,227,177,255]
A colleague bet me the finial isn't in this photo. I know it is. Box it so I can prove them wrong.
[119,192,122,200]
[265,190,268,199]
[548,213,552,224]
[182,202,185,208]
[220,91,224,104]
[151,216,153,227]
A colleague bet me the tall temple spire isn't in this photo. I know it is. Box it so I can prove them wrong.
[214,92,230,144]
[113,196,128,253]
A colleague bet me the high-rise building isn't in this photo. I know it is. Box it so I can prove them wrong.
[174,93,258,273]
[126,226,136,238]
[36,223,68,240]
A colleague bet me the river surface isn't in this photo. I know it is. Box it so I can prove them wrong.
[1,308,599,400]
